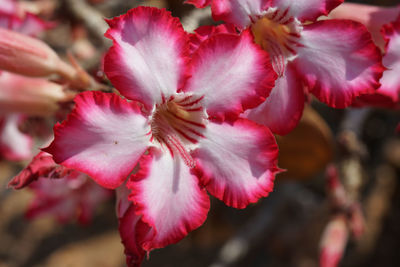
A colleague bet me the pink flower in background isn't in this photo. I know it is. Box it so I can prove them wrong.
[320,165,365,267]
[356,15,400,108]
[319,215,349,267]
[188,0,384,135]
[328,3,400,49]
[0,12,53,36]
[0,114,32,161]
[0,0,18,16]
[8,152,112,224]
[0,0,53,37]
[0,28,76,79]
[0,7,61,161]
[328,4,400,108]
[0,67,71,161]
[45,6,279,266]
[0,71,70,116]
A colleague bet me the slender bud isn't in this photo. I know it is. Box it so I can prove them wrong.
[320,215,349,267]
[0,71,73,116]
[0,28,76,79]
[326,164,348,209]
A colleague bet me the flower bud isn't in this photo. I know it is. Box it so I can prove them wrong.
[320,215,349,267]
[0,28,76,79]
[0,71,73,116]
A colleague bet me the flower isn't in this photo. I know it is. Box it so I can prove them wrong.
[0,0,18,16]
[45,6,279,266]
[0,12,53,36]
[0,114,32,160]
[328,3,400,50]
[0,0,54,37]
[319,215,349,267]
[188,0,384,135]
[0,70,72,161]
[0,27,76,78]
[8,151,112,224]
[356,14,400,108]
[328,4,400,107]
[0,71,71,116]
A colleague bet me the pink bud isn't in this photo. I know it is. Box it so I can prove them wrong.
[349,203,365,239]
[320,215,349,267]
[71,25,96,61]
[0,71,73,116]
[326,164,348,209]
[0,28,76,79]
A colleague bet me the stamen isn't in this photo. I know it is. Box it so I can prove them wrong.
[150,94,206,168]
[251,10,302,77]
[165,134,196,168]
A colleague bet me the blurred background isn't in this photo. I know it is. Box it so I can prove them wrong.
[0,0,399,266]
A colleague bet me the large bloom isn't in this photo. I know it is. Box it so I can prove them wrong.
[45,6,279,266]
[188,0,384,135]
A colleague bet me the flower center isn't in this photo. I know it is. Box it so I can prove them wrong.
[251,8,302,76]
[150,94,206,168]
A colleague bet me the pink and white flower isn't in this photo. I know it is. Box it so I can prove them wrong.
[0,70,72,161]
[0,0,53,37]
[356,15,400,107]
[8,151,112,224]
[328,4,400,108]
[319,215,349,267]
[45,6,279,266]
[0,0,18,16]
[188,0,384,135]
[0,114,32,161]
[328,3,400,50]
[0,27,76,79]
[0,71,70,116]
[0,12,53,36]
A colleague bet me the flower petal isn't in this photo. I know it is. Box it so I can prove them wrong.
[11,13,54,37]
[118,204,149,267]
[189,24,237,55]
[211,0,270,29]
[8,151,56,189]
[184,0,212,8]
[378,16,400,104]
[0,114,32,161]
[104,6,190,110]
[294,20,384,108]
[327,3,400,50]
[0,0,17,15]
[116,186,148,267]
[26,174,111,224]
[271,0,343,22]
[244,63,305,135]
[192,119,280,209]
[44,91,151,189]
[184,30,276,121]
[128,148,210,250]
